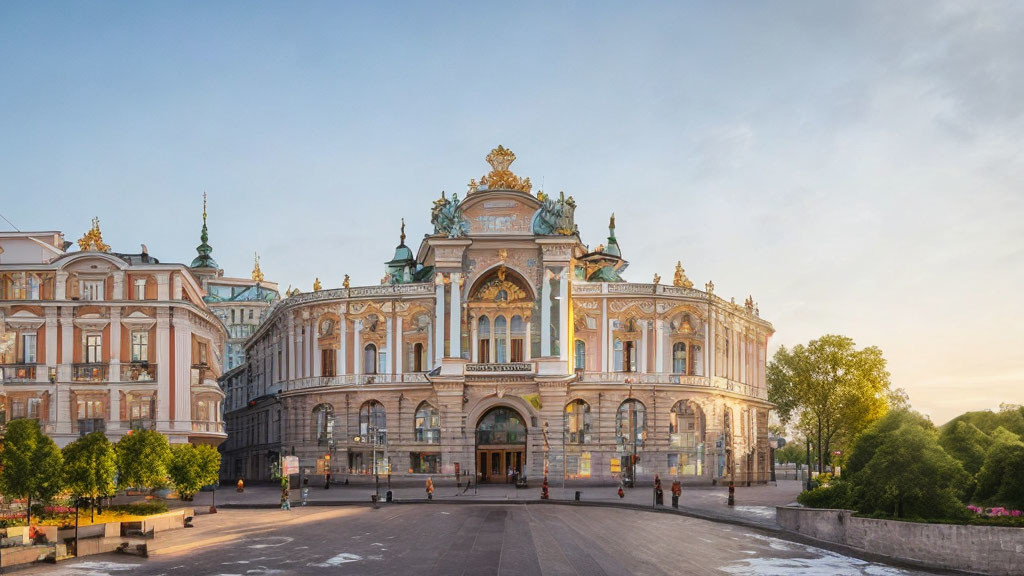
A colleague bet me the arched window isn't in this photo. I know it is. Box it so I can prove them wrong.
[494,316,508,363]
[359,400,386,443]
[574,340,586,371]
[414,402,440,443]
[564,399,591,445]
[413,342,424,372]
[673,342,688,374]
[313,403,334,446]
[363,343,378,374]
[510,315,525,362]
[616,399,646,447]
[478,316,491,363]
[669,401,704,476]
[476,406,526,446]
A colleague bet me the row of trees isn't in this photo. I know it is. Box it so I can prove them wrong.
[0,419,220,524]
[799,406,1024,519]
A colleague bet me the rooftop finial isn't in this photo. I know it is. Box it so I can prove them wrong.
[202,191,207,224]
[478,145,532,192]
[252,252,264,282]
[77,217,111,252]
[609,213,616,231]
[673,261,693,289]
[400,218,406,246]
[190,193,218,269]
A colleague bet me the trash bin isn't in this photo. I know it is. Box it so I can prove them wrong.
[386,490,393,502]
[574,491,581,502]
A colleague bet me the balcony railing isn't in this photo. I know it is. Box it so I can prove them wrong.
[283,373,429,392]
[121,363,156,382]
[191,420,225,434]
[575,372,766,399]
[72,363,108,382]
[0,364,37,382]
[76,418,106,435]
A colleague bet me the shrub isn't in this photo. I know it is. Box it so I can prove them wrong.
[798,480,852,509]
[108,501,168,516]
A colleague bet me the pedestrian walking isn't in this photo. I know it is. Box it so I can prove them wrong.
[671,480,682,508]
[617,477,625,499]
[426,476,434,500]
[325,472,332,489]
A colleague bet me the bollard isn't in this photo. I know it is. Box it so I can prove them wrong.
[386,490,393,503]
[574,490,581,502]
[728,481,735,506]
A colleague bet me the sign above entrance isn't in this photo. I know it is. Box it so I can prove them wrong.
[465,362,535,374]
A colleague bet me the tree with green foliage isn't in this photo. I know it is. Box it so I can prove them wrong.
[167,443,221,500]
[775,442,806,464]
[0,419,64,525]
[116,429,171,491]
[63,432,118,519]
[974,429,1024,510]
[768,334,904,473]
[938,420,990,476]
[848,410,970,520]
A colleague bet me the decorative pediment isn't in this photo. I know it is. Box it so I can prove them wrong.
[4,310,44,331]
[471,266,530,303]
[74,314,110,331]
[121,311,156,331]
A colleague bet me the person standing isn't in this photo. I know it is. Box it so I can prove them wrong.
[426,477,434,500]
[654,474,664,506]
[671,480,682,508]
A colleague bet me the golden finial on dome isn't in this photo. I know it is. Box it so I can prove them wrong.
[478,145,532,193]
[251,252,264,282]
[77,217,111,252]
[673,261,693,289]
[313,277,322,292]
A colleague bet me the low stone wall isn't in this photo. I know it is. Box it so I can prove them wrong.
[777,507,1024,576]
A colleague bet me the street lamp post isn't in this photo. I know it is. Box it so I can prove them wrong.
[805,438,813,491]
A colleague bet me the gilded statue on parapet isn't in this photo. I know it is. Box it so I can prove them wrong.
[313,277,322,292]
[343,275,350,289]
[653,273,661,285]
[430,191,470,238]
[674,261,694,289]
[532,190,578,236]
[705,280,715,295]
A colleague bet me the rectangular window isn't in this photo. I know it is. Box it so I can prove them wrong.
[27,276,40,300]
[321,349,336,377]
[131,331,148,362]
[510,339,524,363]
[81,280,104,301]
[11,400,25,419]
[21,333,37,364]
[478,339,490,363]
[249,309,254,320]
[199,343,208,366]
[77,399,103,419]
[134,278,146,300]
[27,398,40,419]
[85,334,102,363]
[410,452,441,474]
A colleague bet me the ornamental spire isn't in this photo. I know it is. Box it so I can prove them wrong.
[604,213,621,258]
[400,218,406,246]
[190,192,218,269]
[252,252,264,282]
[77,217,111,252]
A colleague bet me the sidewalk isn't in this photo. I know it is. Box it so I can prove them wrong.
[193,478,803,530]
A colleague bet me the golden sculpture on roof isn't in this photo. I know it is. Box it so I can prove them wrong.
[313,277,322,292]
[77,217,111,252]
[252,252,264,282]
[673,261,693,289]
[478,145,532,193]
[653,273,661,285]
[343,274,350,289]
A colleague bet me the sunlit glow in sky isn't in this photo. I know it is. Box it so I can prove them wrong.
[2,2,1021,424]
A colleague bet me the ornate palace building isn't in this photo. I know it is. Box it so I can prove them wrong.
[0,221,228,447]
[224,147,774,485]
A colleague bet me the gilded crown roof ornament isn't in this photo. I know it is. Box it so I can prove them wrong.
[251,252,264,282]
[478,145,532,193]
[673,261,693,289]
[77,217,111,252]
[313,277,322,292]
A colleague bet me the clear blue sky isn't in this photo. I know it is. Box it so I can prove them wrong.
[2,1,1022,423]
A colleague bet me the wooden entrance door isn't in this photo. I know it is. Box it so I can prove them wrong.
[476,449,524,484]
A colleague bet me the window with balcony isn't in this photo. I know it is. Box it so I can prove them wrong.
[614,339,637,372]
[85,334,102,363]
[81,280,104,301]
[131,331,148,362]
[673,342,688,374]
[363,343,377,374]
[21,334,36,364]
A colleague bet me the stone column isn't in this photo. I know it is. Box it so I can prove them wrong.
[172,274,183,300]
[524,319,532,362]
[55,272,68,300]
[602,299,610,372]
[172,314,193,429]
[470,316,479,363]
[449,272,461,359]
[395,316,403,374]
[541,269,551,356]
[287,316,296,380]
[312,318,321,377]
[338,312,348,375]
[558,269,569,361]
[112,271,125,300]
[109,306,121,383]
[156,310,171,426]
[655,319,664,374]
[45,309,57,369]
[353,320,362,375]
[707,310,715,380]
[639,320,648,374]
[433,276,444,365]
[156,273,170,301]
[385,316,394,375]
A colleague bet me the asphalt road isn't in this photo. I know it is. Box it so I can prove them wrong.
[27,504,941,576]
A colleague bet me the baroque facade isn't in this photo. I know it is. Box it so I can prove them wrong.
[0,221,228,447]
[224,147,774,485]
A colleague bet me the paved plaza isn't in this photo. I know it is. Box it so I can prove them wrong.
[22,504,944,576]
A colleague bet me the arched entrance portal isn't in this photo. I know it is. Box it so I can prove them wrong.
[475,406,527,484]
